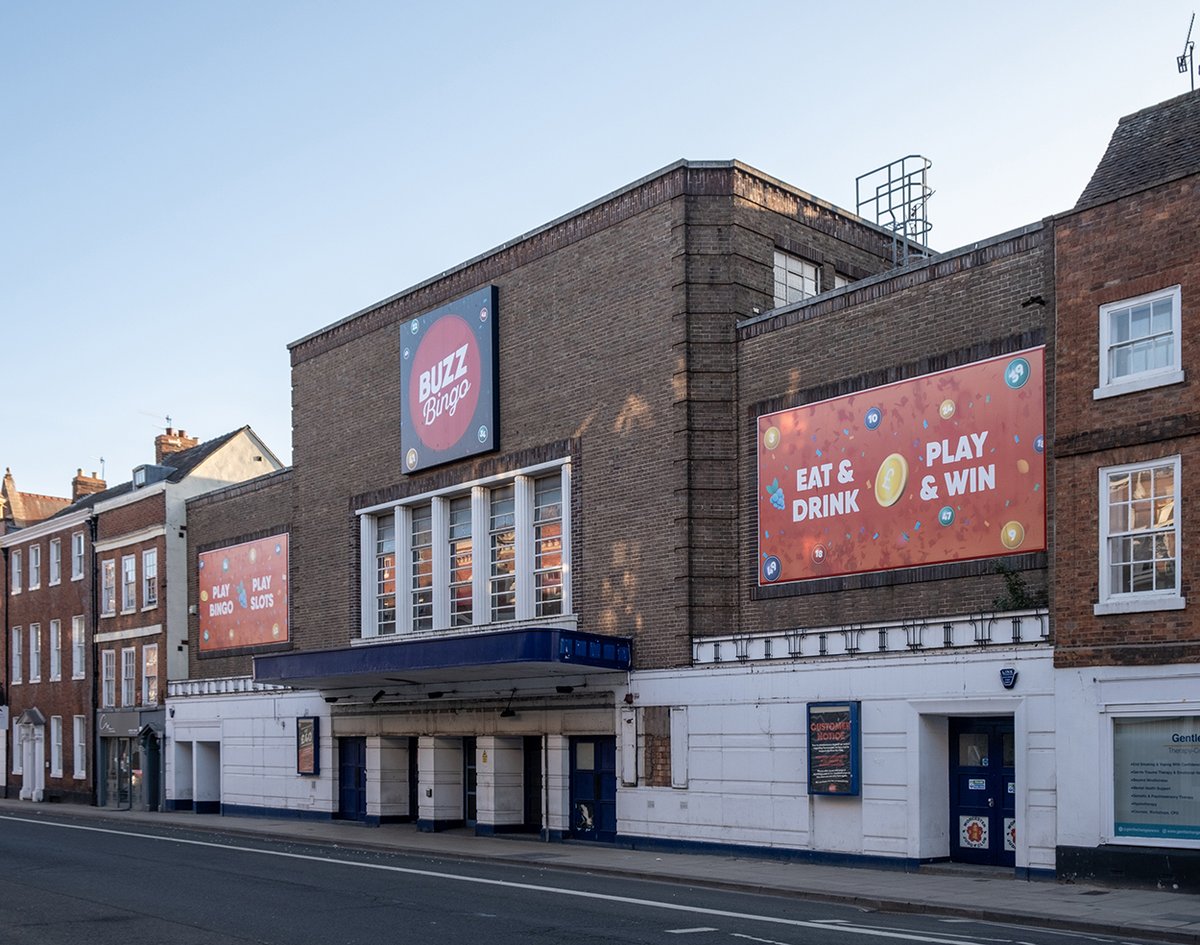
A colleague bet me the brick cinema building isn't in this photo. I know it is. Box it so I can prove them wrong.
[125,91,1200,888]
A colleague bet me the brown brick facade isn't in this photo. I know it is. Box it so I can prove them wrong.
[1053,175,1200,667]
[185,469,294,679]
[735,227,1055,633]
[285,163,895,671]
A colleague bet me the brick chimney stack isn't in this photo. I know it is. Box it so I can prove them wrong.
[155,427,199,464]
[72,469,106,501]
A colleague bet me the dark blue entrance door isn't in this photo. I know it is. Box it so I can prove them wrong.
[337,737,367,821]
[949,717,1015,866]
[569,736,616,843]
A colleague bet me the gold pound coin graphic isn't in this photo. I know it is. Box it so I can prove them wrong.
[1000,521,1025,550]
[874,453,908,508]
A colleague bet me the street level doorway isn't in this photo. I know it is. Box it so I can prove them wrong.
[949,717,1015,867]
[569,736,616,843]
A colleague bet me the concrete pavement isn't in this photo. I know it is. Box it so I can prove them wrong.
[2,798,1198,944]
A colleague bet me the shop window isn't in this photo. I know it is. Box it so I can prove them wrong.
[1112,715,1200,844]
[773,250,820,307]
[1096,457,1184,614]
[360,462,571,637]
[1095,286,1183,399]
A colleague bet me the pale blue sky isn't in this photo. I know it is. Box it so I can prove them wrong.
[3,1,1195,496]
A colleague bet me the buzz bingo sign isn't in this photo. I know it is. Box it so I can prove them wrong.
[400,286,500,473]
[757,348,1046,585]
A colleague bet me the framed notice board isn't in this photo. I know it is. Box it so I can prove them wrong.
[296,716,319,776]
[807,701,861,796]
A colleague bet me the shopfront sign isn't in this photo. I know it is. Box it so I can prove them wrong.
[198,534,290,652]
[807,701,861,795]
[400,286,499,473]
[757,348,1046,584]
[1113,716,1200,841]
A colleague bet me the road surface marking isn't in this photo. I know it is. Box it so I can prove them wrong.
[0,815,1039,945]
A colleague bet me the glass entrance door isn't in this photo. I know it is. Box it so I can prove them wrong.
[949,717,1016,866]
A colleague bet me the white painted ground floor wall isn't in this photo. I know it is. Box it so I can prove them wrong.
[624,647,1057,873]
[166,650,1063,873]
[1055,663,1200,854]
[167,689,333,814]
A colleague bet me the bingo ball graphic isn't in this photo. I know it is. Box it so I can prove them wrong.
[1005,357,1031,389]
[864,407,882,430]
[763,425,781,450]
[762,555,782,582]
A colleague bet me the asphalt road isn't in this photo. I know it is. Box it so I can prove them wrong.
[0,810,1167,945]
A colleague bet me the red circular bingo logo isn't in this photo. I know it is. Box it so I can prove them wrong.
[408,315,481,450]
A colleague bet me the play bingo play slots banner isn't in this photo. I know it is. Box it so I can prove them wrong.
[757,348,1046,585]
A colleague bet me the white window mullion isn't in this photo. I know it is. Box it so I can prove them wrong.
[431,497,450,630]
[560,463,573,615]
[471,486,489,626]
[360,514,377,637]
[514,476,534,620]
[398,505,414,633]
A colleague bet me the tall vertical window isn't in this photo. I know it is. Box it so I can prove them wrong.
[143,644,159,705]
[1098,457,1183,612]
[121,555,136,611]
[773,250,820,307]
[100,560,116,615]
[10,628,22,684]
[142,548,158,607]
[50,716,63,778]
[28,624,41,682]
[101,650,116,707]
[49,620,62,681]
[375,514,396,636]
[28,544,41,589]
[448,496,474,627]
[71,615,86,679]
[73,716,87,778]
[534,475,564,616]
[11,721,21,775]
[71,531,85,580]
[121,647,137,706]
[411,505,434,632]
[1097,286,1183,397]
[11,549,21,594]
[49,538,62,585]
[489,485,516,622]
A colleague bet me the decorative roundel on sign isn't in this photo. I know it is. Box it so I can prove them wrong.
[479,306,489,322]
[407,315,481,450]
[1004,357,1031,389]
[406,448,419,471]
[810,544,827,565]
[762,555,782,582]
[864,407,882,430]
